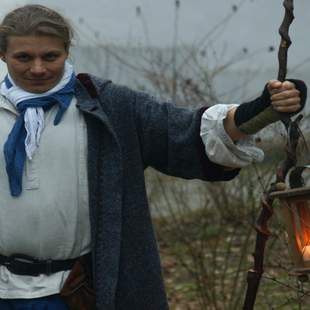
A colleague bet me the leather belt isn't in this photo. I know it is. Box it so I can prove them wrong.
[0,253,88,276]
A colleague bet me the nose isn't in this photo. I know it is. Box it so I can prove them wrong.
[30,59,47,76]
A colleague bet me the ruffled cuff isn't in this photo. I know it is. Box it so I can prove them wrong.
[200,104,264,168]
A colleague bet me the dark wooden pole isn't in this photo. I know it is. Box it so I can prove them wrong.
[243,1,295,309]
[243,117,301,310]
[277,0,295,82]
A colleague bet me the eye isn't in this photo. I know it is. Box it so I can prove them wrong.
[14,53,31,62]
[43,53,60,61]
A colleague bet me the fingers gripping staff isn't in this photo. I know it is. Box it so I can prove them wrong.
[233,0,307,135]
[234,80,306,135]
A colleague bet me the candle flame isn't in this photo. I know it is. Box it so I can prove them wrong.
[302,245,310,261]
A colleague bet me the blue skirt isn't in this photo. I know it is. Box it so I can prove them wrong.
[0,294,68,309]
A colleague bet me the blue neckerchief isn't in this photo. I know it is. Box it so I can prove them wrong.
[4,74,76,197]
[4,76,12,88]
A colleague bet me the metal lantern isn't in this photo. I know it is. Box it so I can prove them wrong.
[271,187,310,275]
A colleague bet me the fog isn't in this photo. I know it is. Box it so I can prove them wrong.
[0,0,309,93]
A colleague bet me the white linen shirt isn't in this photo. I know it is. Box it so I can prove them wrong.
[200,104,264,167]
[0,95,91,299]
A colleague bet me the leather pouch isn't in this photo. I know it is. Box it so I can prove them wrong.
[60,256,96,310]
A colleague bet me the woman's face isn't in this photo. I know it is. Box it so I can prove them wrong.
[0,35,68,93]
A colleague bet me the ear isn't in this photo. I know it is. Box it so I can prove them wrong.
[0,54,6,63]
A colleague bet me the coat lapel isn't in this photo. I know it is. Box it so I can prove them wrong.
[75,80,123,309]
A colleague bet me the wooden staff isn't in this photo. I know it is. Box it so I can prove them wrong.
[243,1,296,309]
[278,0,295,83]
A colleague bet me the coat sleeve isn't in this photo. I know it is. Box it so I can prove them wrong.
[132,90,240,182]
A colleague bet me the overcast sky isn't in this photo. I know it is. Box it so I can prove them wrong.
[0,0,309,77]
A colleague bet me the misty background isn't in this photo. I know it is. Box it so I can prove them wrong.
[0,0,310,103]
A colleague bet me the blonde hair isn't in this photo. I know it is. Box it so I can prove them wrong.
[0,4,74,52]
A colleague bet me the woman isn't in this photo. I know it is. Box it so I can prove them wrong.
[0,4,306,310]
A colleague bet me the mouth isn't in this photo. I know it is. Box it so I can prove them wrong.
[26,78,52,81]
[25,79,54,86]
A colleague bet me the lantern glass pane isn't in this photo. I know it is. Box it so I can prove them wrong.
[294,201,310,261]
[272,188,310,274]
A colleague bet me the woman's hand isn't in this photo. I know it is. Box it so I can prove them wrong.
[231,78,307,136]
[224,79,307,140]
[268,80,302,113]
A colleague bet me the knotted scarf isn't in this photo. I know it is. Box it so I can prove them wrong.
[0,62,76,196]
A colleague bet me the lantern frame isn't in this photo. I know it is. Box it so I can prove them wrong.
[270,187,310,275]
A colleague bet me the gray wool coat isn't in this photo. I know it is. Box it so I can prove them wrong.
[74,74,239,310]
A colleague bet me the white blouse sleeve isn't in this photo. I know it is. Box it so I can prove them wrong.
[200,104,265,168]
